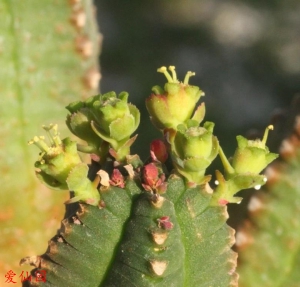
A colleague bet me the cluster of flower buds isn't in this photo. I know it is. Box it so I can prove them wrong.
[146,66,278,197]
[212,125,278,205]
[28,66,278,208]
[146,66,217,185]
[28,124,100,206]
[66,91,140,162]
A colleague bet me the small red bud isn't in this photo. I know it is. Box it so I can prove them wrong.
[91,154,100,162]
[142,163,168,193]
[150,139,168,163]
[157,182,168,194]
[143,163,159,187]
[109,169,125,188]
[157,216,174,230]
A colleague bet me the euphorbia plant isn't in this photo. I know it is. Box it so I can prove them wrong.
[21,66,277,287]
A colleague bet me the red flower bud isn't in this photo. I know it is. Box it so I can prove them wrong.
[109,169,125,188]
[142,163,167,193]
[150,139,168,163]
[143,163,159,187]
[157,216,174,230]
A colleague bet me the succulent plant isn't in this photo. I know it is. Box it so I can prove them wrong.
[236,103,300,287]
[0,0,101,282]
[20,66,277,287]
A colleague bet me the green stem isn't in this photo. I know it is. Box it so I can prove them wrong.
[218,146,235,175]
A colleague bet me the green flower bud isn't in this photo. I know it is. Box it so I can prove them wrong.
[231,125,278,174]
[91,92,140,161]
[66,95,105,156]
[146,66,204,130]
[66,91,140,162]
[169,122,219,184]
[29,124,100,206]
[28,124,82,190]
[219,125,278,179]
[92,92,140,141]
[212,125,278,206]
[66,108,104,154]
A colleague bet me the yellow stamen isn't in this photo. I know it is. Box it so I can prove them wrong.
[42,124,61,147]
[28,136,49,152]
[157,66,173,83]
[53,136,62,146]
[168,66,177,82]
[262,125,274,145]
[183,71,196,85]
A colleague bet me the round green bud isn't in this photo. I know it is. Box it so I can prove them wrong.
[146,66,204,130]
[232,125,278,175]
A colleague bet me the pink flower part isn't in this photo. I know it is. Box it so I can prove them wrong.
[142,163,167,193]
[157,216,174,230]
[157,182,168,194]
[219,199,229,206]
[109,148,118,159]
[91,154,100,162]
[109,169,125,188]
[143,163,159,187]
[150,139,168,163]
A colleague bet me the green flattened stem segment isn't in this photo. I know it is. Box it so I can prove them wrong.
[146,66,204,130]
[28,124,100,206]
[168,121,219,185]
[103,193,185,286]
[66,91,140,162]
[212,125,278,205]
